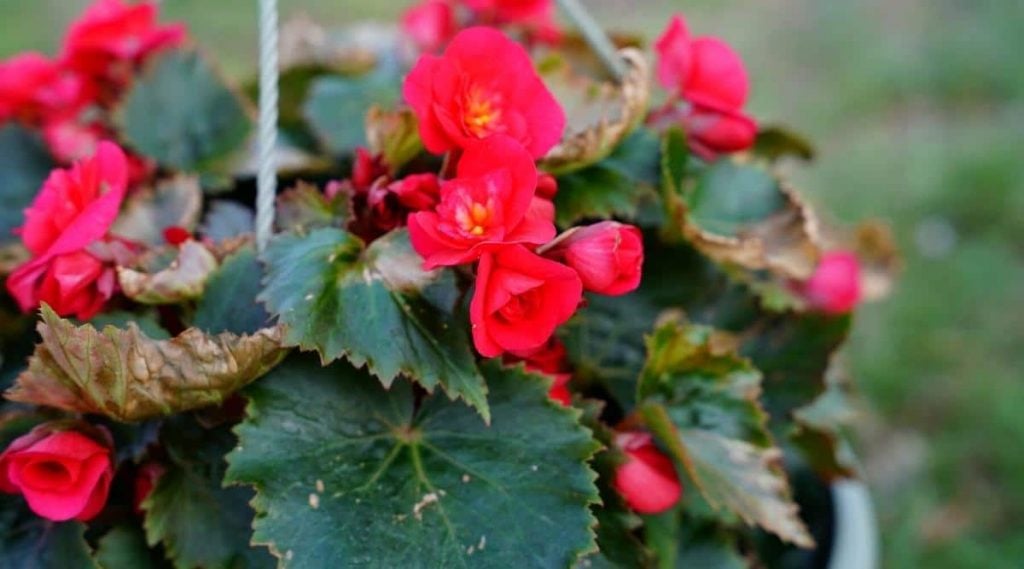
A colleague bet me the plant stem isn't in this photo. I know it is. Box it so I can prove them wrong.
[555,0,626,82]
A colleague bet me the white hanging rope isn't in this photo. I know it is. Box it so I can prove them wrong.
[255,0,279,252]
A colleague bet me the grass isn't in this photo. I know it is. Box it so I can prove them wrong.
[3,0,1023,566]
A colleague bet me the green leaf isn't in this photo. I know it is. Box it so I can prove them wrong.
[5,305,285,422]
[118,50,253,172]
[553,129,661,227]
[199,201,254,242]
[0,495,96,569]
[752,126,815,162]
[259,227,489,420]
[226,356,600,568]
[741,314,853,479]
[95,525,165,569]
[0,125,54,246]
[674,521,750,569]
[303,69,401,156]
[274,182,347,234]
[741,313,851,428]
[679,160,820,281]
[194,248,271,335]
[638,320,814,548]
[687,162,787,237]
[561,236,760,408]
[143,418,274,569]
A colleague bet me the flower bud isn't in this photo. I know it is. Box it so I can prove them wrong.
[546,222,643,296]
[803,251,862,314]
[612,431,682,515]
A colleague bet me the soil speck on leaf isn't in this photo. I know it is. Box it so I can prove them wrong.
[462,474,471,483]
[315,479,325,493]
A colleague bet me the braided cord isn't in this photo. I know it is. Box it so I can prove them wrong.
[255,0,279,251]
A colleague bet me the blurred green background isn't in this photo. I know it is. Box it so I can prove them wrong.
[2,0,1022,566]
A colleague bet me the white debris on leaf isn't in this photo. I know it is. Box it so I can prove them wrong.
[308,493,320,509]
[412,492,440,521]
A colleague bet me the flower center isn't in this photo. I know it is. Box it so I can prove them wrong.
[464,88,503,138]
[455,200,494,237]
[498,289,539,322]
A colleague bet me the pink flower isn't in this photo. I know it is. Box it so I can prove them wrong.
[545,221,644,296]
[403,27,566,158]
[471,245,582,357]
[408,135,554,268]
[402,1,458,53]
[0,53,86,124]
[506,338,574,405]
[60,0,185,92]
[0,425,114,522]
[802,251,862,314]
[6,141,128,319]
[653,14,757,159]
[612,431,682,515]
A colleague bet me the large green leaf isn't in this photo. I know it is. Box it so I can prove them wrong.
[553,129,662,227]
[226,356,600,568]
[303,69,401,156]
[259,227,489,420]
[0,125,54,246]
[143,418,274,569]
[194,248,272,335]
[638,320,814,548]
[117,50,253,172]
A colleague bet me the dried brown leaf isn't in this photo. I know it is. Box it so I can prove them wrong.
[5,305,286,422]
[117,241,219,304]
[540,49,651,174]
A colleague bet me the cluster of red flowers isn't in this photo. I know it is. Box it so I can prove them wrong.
[0,0,182,165]
[402,27,644,365]
[402,0,559,53]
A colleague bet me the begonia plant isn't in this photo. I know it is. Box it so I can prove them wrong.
[0,1,896,567]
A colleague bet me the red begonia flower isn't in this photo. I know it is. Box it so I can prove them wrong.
[471,245,582,357]
[403,27,566,158]
[0,425,114,522]
[133,461,166,514]
[6,141,128,319]
[408,135,554,268]
[653,14,757,159]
